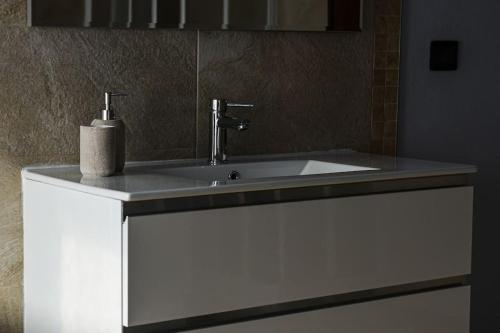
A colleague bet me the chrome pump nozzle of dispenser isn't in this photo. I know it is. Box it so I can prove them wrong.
[102,92,127,120]
[91,92,127,172]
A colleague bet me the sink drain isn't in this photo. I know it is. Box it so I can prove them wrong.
[228,170,241,180]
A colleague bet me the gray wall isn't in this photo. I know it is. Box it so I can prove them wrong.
[0,1,392,332]
[398,0,500,331]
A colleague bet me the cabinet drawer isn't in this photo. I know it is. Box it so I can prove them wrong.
[188,287,470,333]
[123,187,473,327]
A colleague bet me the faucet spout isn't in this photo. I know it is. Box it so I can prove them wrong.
[218,117,250,131]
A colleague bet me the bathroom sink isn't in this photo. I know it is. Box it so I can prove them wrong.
[160,160,378,182]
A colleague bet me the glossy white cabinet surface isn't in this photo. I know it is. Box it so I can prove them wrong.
[189,287,471,333]
[123,187,473,327]
[23,180,123,333]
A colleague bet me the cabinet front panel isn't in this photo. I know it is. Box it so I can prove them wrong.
[123,187,473,327]
[188,287,471,333]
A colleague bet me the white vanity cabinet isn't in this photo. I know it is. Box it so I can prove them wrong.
[24,178,473,333]
[123,187,472,327]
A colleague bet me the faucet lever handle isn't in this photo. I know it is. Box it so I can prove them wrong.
[211,98,254,112]
[226,102,255,109]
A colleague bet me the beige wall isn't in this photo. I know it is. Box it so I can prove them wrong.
[0,1,400,331]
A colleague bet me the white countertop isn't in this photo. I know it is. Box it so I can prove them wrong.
[22,150,477,202]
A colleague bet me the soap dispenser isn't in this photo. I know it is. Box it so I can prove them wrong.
[91,92,127,172]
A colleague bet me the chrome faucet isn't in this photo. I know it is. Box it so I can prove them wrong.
[209,98,254,165]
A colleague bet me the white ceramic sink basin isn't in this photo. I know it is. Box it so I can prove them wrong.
[161,160,378,182]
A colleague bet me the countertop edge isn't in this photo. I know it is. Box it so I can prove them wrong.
[21,165,477,202]
[22,170,134,201]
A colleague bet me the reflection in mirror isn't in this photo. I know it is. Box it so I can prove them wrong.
[29,0,363,32]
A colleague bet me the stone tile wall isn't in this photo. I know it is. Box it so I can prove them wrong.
[0,1,400,331]
[371,0,402,155]
[196,28,374,157]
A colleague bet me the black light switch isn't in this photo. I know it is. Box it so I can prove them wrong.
[430,41,459,71]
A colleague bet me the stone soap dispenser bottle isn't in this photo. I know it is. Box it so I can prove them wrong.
[91,92,127,172]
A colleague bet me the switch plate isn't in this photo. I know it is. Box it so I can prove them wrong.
[430,41,459,71]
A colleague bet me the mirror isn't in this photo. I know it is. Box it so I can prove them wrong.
[28,0,363,32]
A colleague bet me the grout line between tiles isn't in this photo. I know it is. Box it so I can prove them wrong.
[195,30,200,158]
